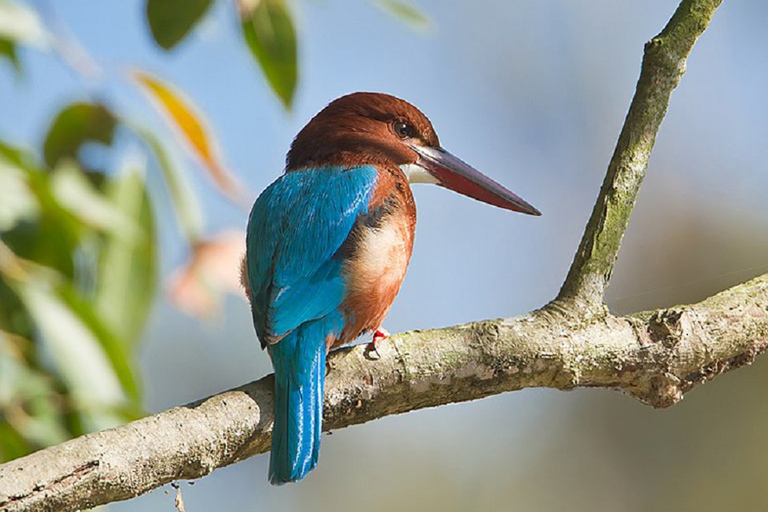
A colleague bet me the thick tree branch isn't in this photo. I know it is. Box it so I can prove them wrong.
[0,1,742,511]
[558,0,723,309]
[1,274,766,512]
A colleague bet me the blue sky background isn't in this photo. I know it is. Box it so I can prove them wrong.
[2,1,768,510]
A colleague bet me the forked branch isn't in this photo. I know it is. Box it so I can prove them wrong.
[3,2,755,512]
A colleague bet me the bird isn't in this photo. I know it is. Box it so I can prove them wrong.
[242,92,540,485]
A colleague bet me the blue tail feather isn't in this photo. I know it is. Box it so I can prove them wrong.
[268,319,331,484]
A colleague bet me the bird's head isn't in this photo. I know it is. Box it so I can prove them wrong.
[286,92,540,215]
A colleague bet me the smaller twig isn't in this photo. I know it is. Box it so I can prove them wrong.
[172,483,186,512]
[558,0,724,309]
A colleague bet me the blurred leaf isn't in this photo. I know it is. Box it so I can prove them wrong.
[1,152,81,278]
[0,37,20,74]
[0,241,140,429]
[95,157,157,346]
[42,102,117,169]
[12,277,132,432]
[0,0,48,48]
[168,230,245,317]
[49,162,138,237]
[0,138,36,169]
[14,392,70,449]
[373,0,432,31]
[0,331,69,451]
[3,219,78,279]
[56,283,140,402]
[0,421,29,461]
[132,70,245,202]
[135,126,203,243]
[145,0,213,50]
[239,0,297,109]
[0,138,150,459]
[0,157,39,231]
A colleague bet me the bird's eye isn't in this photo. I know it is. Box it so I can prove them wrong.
[393,121,414,139]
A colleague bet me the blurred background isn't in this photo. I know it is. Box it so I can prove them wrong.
[1,0,767,511]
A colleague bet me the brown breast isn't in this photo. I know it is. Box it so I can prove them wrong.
[334,166,416,348]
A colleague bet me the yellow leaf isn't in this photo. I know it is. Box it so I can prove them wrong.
[132,69,246,203]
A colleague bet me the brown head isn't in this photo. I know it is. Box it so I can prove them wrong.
[286,92,540,215]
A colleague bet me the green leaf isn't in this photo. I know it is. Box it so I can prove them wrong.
[1,217,77,279]
[0,421,29,461]
[135,126,203,243]
[16,392,71,449]
[373,0,432,31]
[145,0,214,50]
[0,156,39,231]
[2,171,81,279]
[49,162,138,237]
[0,138,37,169]
[57,281,141,402]
[13,278,134,432]
[0,332,69,451]
[42,102,117,169]
[0,37,20,74]
[95,157,158,347]
[0,243,141,430]
[239,0,298,108]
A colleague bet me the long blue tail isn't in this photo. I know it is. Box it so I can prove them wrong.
[268,322,327,485]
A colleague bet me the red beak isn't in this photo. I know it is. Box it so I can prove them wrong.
[411,145,541,215]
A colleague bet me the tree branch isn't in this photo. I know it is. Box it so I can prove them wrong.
[1,273,766,512]
[558,0,724,310]
[0,1,744,511]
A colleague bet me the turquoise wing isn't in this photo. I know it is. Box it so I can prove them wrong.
[245,165,378,344]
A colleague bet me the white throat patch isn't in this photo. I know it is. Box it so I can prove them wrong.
[400,163,440,185]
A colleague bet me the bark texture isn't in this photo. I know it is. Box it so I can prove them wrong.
[0,273,765,512]
[1,1,747,511]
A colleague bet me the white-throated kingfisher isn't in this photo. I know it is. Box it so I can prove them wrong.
[243,92,540,484]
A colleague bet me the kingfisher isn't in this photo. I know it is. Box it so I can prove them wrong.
[243,92,540,484]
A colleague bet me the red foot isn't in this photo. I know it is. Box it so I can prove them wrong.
[365,327,390,359]
[372,327,390,347]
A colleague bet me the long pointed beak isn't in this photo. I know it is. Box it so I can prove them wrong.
[410,145,541,216]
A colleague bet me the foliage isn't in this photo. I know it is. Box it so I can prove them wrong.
[0,135,151,459]
[145,0,214,50]
[0,0,430,462]
[239,0,298,109]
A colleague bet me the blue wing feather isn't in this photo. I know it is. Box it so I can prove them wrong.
[269,258,345,337]
[246,166,378,340]
[245,166,378,483]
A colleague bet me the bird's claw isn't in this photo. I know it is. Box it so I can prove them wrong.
[364,327,390,360]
